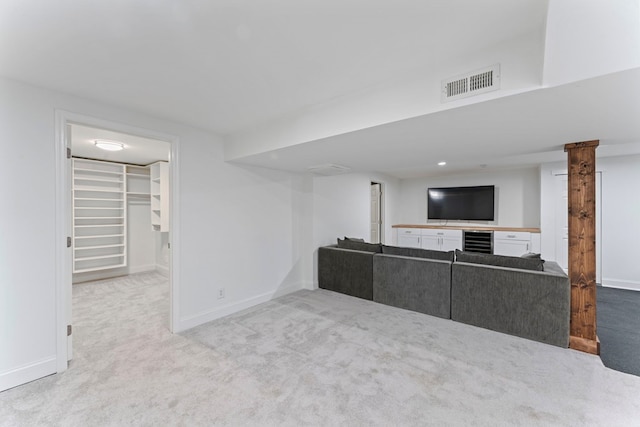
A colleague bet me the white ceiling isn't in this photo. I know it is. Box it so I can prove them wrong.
[233,68,640,178]
[71,124,170,165]
[3,1,638,179]
[0,0,547,135]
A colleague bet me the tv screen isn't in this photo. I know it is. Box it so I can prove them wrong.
[427,185,495,221]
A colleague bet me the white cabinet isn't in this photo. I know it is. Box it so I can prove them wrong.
[150,161,169,232]
[396,228,462,251]
[73,158,127,273]
[396,227,540,256]
[493,231,540,256]
[397,228,421,248]
[421,229,462,251]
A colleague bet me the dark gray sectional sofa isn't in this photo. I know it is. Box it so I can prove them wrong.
[318,240,571,347]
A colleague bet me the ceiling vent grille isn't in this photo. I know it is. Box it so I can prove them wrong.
[307,164,351,176]
[441,64,500,102]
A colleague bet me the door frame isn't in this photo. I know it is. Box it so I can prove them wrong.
[54,110,181,373]
[370,182,383,243]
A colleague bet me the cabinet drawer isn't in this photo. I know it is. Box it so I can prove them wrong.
[494,231,530,241]
[397,228,421,236]
[422,229,462,238]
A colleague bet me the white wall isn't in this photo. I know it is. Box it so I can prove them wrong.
[540,154,640,290]
[0,77,309,391]
[543,0,640,86]
[311,172,400,285]
[398,167,541,228]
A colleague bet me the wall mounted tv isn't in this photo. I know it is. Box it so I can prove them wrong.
[427,185,495,221]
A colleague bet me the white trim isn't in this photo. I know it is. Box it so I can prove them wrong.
[0,356,57,392]
[169,138,180,333]
[156,264,170,277]
[129,264,157,274]
[54,110,70,374]
[55,110,181,383]
[601,279,640,292]
[176,283,304,332]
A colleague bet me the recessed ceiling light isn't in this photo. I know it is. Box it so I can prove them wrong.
[437,161,447,166]
[94,140,124,151]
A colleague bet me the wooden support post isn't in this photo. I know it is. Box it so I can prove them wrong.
[564,140,600,355]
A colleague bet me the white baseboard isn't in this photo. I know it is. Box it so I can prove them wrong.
[155,264,170,277]
[601,278,640,292]
[128,264,156,274]
[0,356,57,392]
[176,282,304,333]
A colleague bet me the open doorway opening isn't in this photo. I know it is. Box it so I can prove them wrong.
[55,111,178,371]
[370,182,383,244]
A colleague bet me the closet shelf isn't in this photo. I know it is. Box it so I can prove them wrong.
[75,216,124,220]
[73,263,126,274]
[74,197,124,202]
[75,244,125,251]
[75,253,125,261]
[74,226,123,230]
[73,158,128,274]
[74,233,124,239]
[73,167,122,176]
[74,187,123,193]
[74,176,123,184]
[74,206,124,211]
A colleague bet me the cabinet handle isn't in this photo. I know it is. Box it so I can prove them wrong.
[507,235,516,238]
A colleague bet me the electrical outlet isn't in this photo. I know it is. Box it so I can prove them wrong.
[218,288,225,299]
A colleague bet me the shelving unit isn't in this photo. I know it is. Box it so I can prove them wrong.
[73,158,127,273]
[126,165,151,199]
[150,161,169,232]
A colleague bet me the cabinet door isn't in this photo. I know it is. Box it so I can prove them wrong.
[420,235,440,250]
[398,234,421,248]
[441,236,462,251]
[494,240,530,257]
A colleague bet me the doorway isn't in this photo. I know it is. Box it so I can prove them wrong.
[55,111,179,373]
[370,182,383,244]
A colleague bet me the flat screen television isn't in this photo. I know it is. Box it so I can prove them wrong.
[427,185,495,221]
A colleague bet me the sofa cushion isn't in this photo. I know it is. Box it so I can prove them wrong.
[337,238,382,253]
[521,252,542,259]
[344,236,365,242]
[455,250,544,271]
[382,245,454,262]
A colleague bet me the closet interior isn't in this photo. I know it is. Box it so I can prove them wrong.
[71,124,170,284]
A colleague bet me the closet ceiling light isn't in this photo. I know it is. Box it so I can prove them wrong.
[438,161,447,166]
[94,140,124,151]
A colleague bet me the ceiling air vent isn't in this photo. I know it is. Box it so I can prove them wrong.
[441,64,500,102]
[307,164,351,176]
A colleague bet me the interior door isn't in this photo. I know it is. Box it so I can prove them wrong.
[66,124,73,361]
[370,183,381,243]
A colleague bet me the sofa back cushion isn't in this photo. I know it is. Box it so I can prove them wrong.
[455,250,544,271]
[337,238,382,253]
[382,245,454,262]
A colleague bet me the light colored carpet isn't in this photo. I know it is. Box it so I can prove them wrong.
[1,272,640,426]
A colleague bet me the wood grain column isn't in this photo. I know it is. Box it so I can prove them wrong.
[564,140,600,355]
